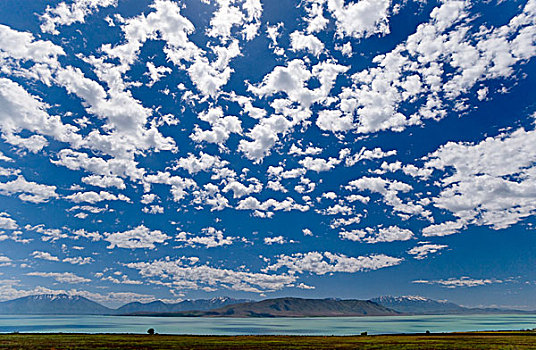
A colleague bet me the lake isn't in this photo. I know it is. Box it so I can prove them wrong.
[0,314,535,335]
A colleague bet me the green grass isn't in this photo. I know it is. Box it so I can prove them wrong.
[0,332,535,349]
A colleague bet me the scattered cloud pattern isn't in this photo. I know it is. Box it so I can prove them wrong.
[0,0,534,307]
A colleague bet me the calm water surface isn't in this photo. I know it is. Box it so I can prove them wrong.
[0,314,535,335]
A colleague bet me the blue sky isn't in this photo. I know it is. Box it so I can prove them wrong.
[0,0,535,309]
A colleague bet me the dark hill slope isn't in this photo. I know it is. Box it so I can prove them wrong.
[142,297,400,317]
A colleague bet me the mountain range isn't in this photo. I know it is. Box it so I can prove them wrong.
[115,296,250,314]
[0,294,248,315]
[0,294,112,315]
[370,296,531,315]
[0,294,531,317]
[370,296,466,315]
[147,298,399,317]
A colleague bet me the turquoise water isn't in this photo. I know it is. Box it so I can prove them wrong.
[0,314,535,335]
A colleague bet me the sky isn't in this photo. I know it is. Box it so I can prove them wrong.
[0,0,535,309]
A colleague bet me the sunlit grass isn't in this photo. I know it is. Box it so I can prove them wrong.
[0,331,535,349]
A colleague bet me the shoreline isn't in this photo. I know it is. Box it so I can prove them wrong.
[1,311,535,317]
[2,330,536,335]
[116,311,536,318]
[2,330,536,337]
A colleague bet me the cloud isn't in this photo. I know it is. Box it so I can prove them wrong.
[0,152,12,162]
[0,24,65,65]
[54,66,177,159]
[207,0,262,42]
[191,184,229,211]
[319,204,353,216]
[143,171,197,202]
[0,175,58,203]
[264,236,287,245]
[98,0,257,101]
[345,176,429,219]
[321,192,337,200]
[26,224,69,242]
[65,191,130,204]
[413,276,503,288]
[265,251,402,275]
[340,226,414,244]
[316,110,353,132]
[53,149,145,183]
[26,272,91,284]
[142,205,164,214]
[422,118,536,232]
[407,243,448,260]
[325,0,391,39]
[81,175,126,190]
[344,147,397,167]
[0,255,11,267]
[126,257,297,293]
[289,144,322,156]
[173,151,229,175]
[71,229,102,241]
[290,31,324,56]
[186,46,238,98]
[0,212,18,230]
[104,225,170,249]
[68,205,109,215]
[238,58,347,161]
[0,78,80,152]
[100,274,143,285]
[101,0,198,69]
[267,166,307,180]
[237,196,310,216]
[190,107,242,146]
[302,1,328,33]
[145,62,171,87]
[299,156,341,172]
[31,251,60,262]
[175,227,238,248]
[140,194,157,205]
[222,178,262,199]
[422,220,465,237]
[336,0,536,134]
[0,24,175,165]
[0,24,174,165]
[40,0,118,34]
[238,115,294,162]
[63,257,94,265]
[302,228,313,236]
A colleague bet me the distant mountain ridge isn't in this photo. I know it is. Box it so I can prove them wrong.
[133,297,400,317]
[371,295,531,315]
[0,294,248,315]
[0,294,113,315]
[116,296,251,314]
[371,295,466,315]
[0,294,531,316]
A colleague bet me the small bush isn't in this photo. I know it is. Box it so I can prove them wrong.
[147,328,155,335]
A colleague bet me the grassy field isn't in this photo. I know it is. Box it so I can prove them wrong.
[0,332,535,350]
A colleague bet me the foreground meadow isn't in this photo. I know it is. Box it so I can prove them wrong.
[0,332,535,349]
